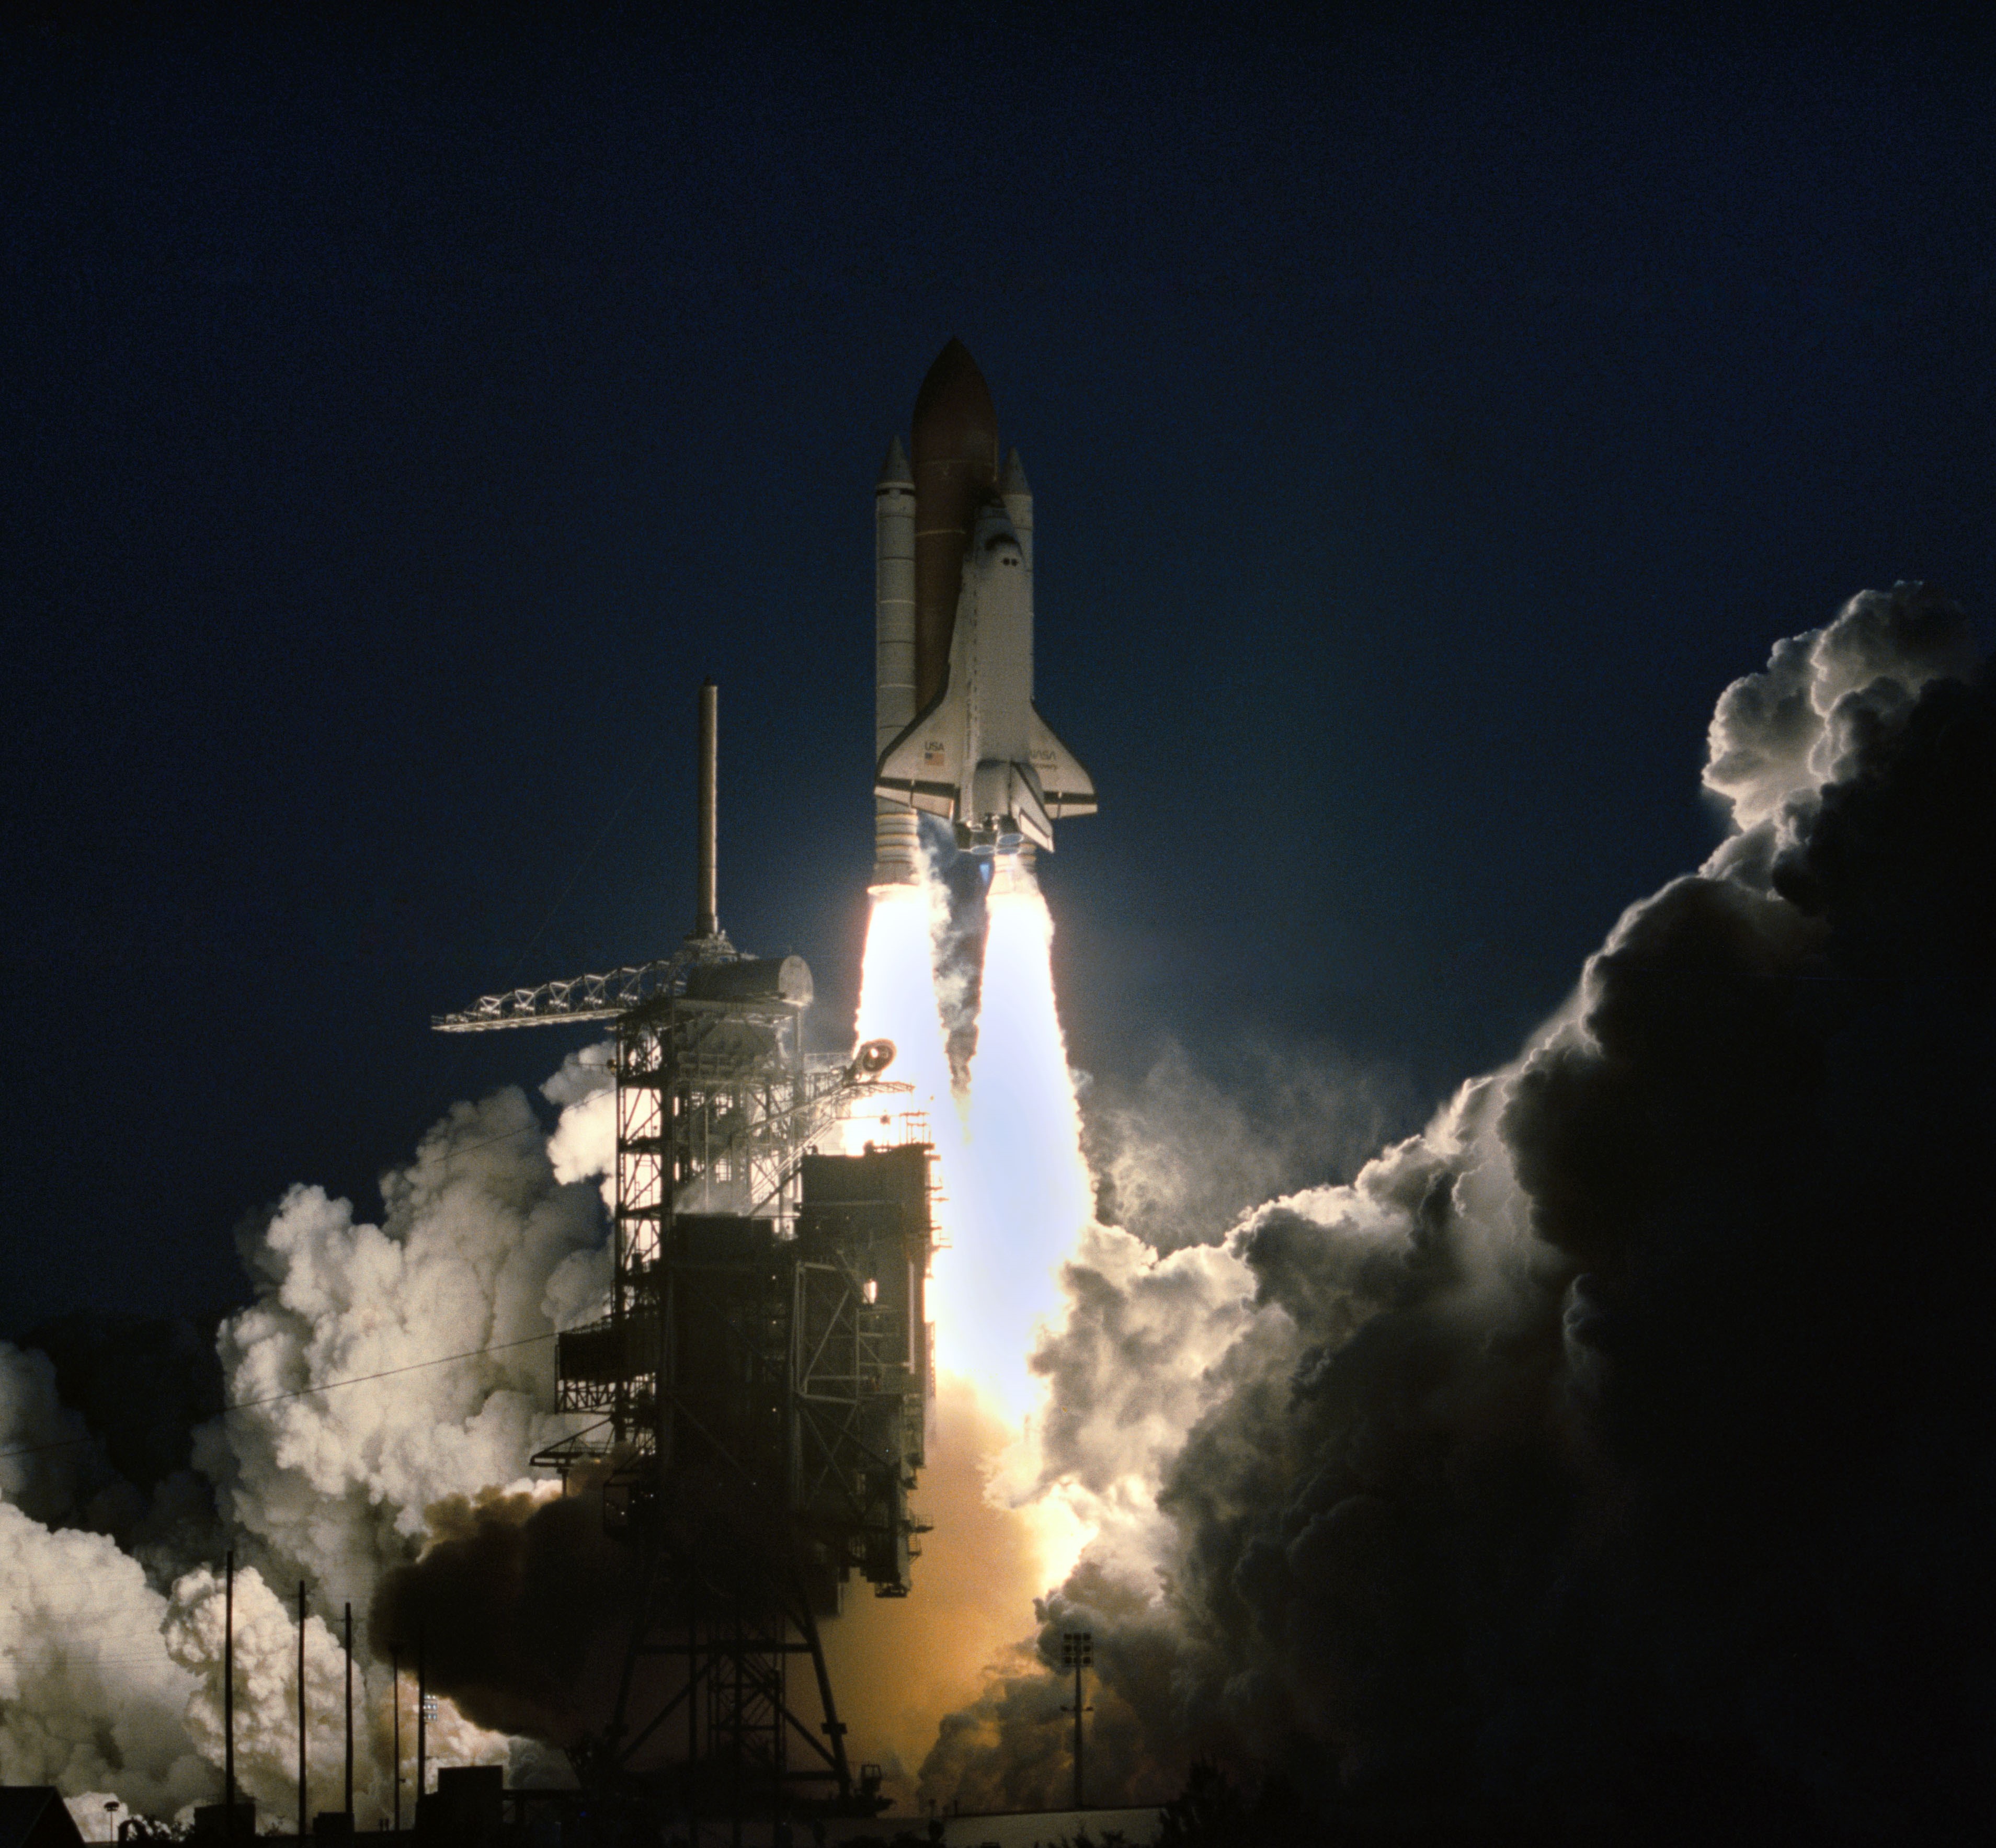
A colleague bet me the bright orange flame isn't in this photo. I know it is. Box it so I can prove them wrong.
[816,1376,1056,1804]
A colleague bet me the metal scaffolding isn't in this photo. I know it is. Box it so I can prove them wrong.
[434,685,933,1835]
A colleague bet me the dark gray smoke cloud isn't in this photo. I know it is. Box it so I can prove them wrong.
[941,584,1994,1838]
[368,1476,643,1751]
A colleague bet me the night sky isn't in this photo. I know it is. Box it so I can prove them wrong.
[5,5,1992,1330]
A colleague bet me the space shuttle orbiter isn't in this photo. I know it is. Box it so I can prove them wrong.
[871,339,1096,881]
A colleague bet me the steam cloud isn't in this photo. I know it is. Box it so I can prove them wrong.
[1,1058,618,1827]
[930,583,1992,1835]
[1,581,1986,1839]
[1080,1041,1417,1258]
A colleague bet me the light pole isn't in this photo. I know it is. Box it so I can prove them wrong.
[298,1581,308,1840]
[224,1550,235,1848]
[343,1603,353,1821]
[1060,1630,1093,1812]
[391,1646,401,1834]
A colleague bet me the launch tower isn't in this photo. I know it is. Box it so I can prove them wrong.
[435,683,932,1829]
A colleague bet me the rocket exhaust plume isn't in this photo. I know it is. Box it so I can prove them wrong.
[827,846,1096,1807]
[946,870,1093,1422]
[854,850,1091,1419]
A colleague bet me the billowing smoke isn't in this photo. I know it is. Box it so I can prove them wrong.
[364,1476,641,1752]
[927,583,1993,1835]
[168,1063,618,1813]
[1,1057,618,1827]
[0,1501,210,1816]
[163,1557,512,1823]
[200,1075,609,1605]
[5,579,1987,1836]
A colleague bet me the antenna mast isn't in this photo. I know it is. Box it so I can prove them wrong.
[695,678,719,941]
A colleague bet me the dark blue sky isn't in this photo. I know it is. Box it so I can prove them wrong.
[5,5,1992,1326]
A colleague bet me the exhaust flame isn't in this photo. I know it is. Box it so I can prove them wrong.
[857,852,1097,1581]
[855,860,1093,1425]
[852,881,959,1159]
[951,880,1094,1422]
[829,855,1100,1799]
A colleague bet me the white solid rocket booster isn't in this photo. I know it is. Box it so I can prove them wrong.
[874,436,920,885]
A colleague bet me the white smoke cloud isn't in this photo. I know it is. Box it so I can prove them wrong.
[199,1081,610,1611]
[0,1058,621,1821]
[1029,1221,1262,1579]
[540,1044,618,1327]
[1703,580,1977,835]
[543,1043,617,1203]
[162,1559,507,1826]
[0,1500,209,1813]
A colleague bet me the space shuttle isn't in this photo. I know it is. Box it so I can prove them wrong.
[871,339,1096,882]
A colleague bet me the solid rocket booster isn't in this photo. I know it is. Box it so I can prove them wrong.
[874,437,920,884]
[872,339,1095,882]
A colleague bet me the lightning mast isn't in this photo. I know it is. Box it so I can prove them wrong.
[434,683,930,1831]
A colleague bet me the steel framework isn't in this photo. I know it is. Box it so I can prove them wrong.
[435,685,932,1838]
[431,957,692,1031]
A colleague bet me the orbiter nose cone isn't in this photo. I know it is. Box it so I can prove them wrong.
[911,338,998,473]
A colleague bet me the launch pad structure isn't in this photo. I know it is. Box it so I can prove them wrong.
[435,683,934,1834]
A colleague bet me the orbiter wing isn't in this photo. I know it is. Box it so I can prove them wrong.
[875,686,1090,852]
[1028,706,1096,820]
[875,678,965,819]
